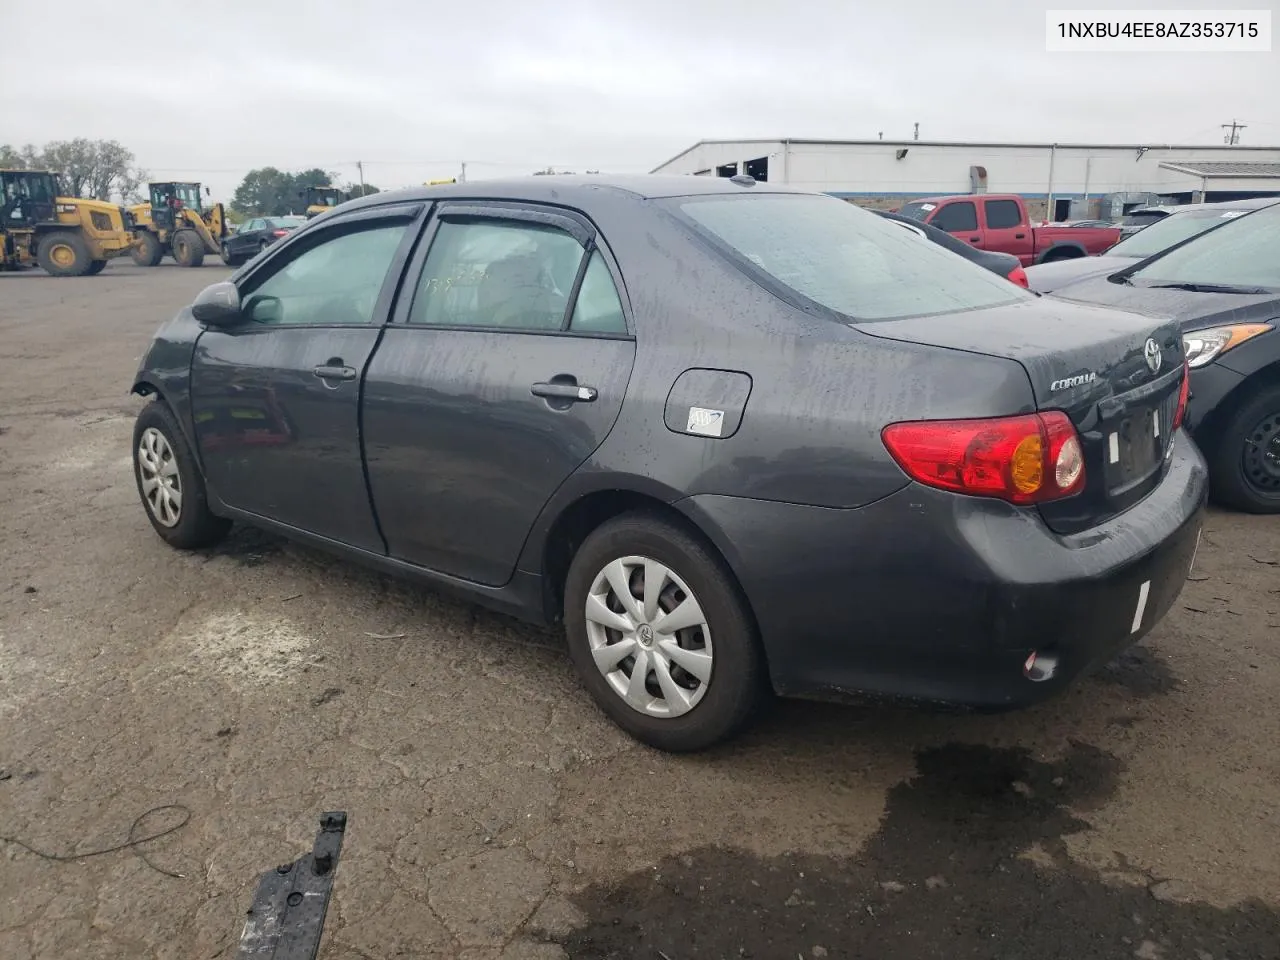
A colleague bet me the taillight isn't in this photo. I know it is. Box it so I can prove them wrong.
[272,229,289,237]
[1173,360,1190,430]
[1007,265,1029,288]
[882,411,1086,504]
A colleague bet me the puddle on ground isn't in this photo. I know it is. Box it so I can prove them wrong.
[556,741,1280,959]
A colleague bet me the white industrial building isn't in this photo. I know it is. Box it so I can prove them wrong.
[651,138,1280,220]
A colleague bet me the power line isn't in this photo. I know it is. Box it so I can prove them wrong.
[1222,119,1246,145]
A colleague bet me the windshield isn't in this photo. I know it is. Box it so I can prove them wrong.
[1130,204,1280,291]
[5,172,58,203]
[174,183,202,212]
[672,193,1029,321]
[1108,208,1252,259]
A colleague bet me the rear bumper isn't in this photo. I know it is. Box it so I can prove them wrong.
[678,430,1208,709]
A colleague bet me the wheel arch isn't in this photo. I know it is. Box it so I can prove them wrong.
[1194,359,1280,459]
[1035,243,1086,264]
[526,480,763,643]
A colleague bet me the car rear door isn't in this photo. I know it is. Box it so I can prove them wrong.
[361,202,637,586]
[190,202,425,552]
[981,197,1034,263]
[928,199,982,247]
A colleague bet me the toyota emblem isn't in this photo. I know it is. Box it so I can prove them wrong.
[1144,338,1162,374]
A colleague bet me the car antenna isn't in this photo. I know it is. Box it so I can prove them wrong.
[729,174,756,186]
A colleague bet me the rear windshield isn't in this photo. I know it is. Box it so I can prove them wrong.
[1121,211,1169,226]
[896,201,936,222]
[671,194,1029,321]
[1108,208,1250,258]
[270,217,306,229]
[1130,203,1280,290]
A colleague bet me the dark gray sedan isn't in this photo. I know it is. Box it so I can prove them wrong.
[130,176,1207,750]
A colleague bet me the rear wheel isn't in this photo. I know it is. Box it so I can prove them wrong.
[563,513,764,752]
[85,259,107,275]
[36,232,92,277]
[1209,382,1280,513]
[131,230,163,267]
[172,229,206,267]
[132,401,231,548]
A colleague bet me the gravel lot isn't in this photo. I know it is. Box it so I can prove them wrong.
[2,260,1278,960]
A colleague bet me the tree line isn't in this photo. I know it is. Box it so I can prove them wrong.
[232,168,380,217]
[1,139,148,203]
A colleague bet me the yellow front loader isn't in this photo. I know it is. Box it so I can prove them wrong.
[130,182,230,267]
[1,169,135,277]
[301,185,347,219]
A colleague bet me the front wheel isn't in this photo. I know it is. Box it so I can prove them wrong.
[131,230,163,267]
[1208,383,1280,513]
[563,513,764,751]
[220,244,245,267]
[171,230,206,267]
[133,401,231,548]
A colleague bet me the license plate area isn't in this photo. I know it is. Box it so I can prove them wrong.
[1104,405,1166,495]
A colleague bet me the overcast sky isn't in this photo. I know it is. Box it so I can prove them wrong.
[8,0,1277,200]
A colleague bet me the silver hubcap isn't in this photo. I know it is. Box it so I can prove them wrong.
[584,556,713,718]
[137,427,182,527]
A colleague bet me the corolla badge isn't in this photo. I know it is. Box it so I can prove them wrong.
[1050,372,1097,392]
[1144,338,1162,374]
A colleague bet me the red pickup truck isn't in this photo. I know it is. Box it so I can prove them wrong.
[896,194,1120,266]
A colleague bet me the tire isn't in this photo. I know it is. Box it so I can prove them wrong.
[1207,382,1280,514]
[131,230,163,267]
[172,230,206,267]
[132,400,231,549]
[220,244,244,267]
[36,231,92,277]
[563,512,764,751]
[85,259,107,275]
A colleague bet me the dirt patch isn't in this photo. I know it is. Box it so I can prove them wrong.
[168,609,317,686]
[1096,644,1179,697]
[557,742,1280,959]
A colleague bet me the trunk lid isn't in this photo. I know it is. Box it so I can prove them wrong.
[853,298,1185,534]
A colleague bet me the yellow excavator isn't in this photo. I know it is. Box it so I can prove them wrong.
[302,185,346,219]
[1,168,135,277]
[130,182,230,267]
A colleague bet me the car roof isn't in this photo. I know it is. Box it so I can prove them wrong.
[336,174,811,214]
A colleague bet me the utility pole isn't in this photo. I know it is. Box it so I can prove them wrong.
[913,122,919,141]
[460,161,467,183]
[356,160,365,195]
[1222,120,1246,145]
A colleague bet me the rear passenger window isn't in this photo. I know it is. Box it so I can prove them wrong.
[569,251,627,334]
[932,202,978,233]
[984,199,1022,229]
[410,220,583,330]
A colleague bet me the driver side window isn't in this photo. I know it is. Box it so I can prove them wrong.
[242,222,409,326]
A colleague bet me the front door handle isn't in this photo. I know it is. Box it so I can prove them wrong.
[1014,233,1026,239]
[532,381,597,402]
[313,363,357,382]
[969,236,981,243]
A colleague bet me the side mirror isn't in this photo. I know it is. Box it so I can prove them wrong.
[191,281,242,327]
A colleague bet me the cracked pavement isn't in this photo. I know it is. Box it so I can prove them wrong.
[1,262,1278,959]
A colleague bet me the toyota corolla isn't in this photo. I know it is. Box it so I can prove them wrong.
[130,176,1207,751]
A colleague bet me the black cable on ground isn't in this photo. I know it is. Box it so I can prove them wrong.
[0,803,192,879]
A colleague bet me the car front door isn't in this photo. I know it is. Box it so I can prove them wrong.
[361,202,637,586]
[929,200,982,246]
[981,197,1032,261]
[190,202,424,551]
[230,219,263,256]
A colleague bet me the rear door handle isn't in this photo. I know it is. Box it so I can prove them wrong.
[313,364,357,382]
[969,236,981,243]
[532,382,597,402]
